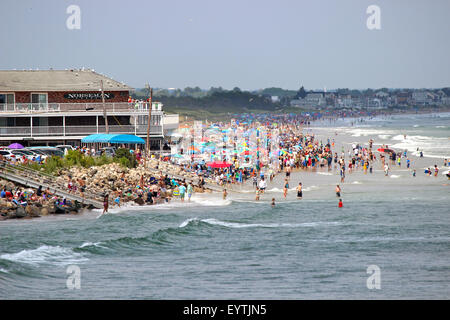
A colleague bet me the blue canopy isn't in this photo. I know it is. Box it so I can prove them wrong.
[81,134,145,144]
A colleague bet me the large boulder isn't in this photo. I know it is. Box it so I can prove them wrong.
[15,206,26,218]
[25,205,41,217]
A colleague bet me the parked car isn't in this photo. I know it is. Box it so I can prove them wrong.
[56,145,76,153]
[10,149,37,161]
[27,146,64,158]
[23,148,48,161]
[0,149,16,160]
[100,147,116,157]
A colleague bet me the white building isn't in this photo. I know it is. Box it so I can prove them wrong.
[412,91,433,105]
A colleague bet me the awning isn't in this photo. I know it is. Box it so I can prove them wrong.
[81,134,145,144]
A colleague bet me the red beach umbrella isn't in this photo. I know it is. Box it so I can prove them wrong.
[206,161,232,168]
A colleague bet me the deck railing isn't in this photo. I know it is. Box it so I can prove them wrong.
[0,102,163,114]
[0,125,163,137]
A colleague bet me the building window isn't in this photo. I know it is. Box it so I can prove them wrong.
[31,93,48,110]
[0,93,15,111]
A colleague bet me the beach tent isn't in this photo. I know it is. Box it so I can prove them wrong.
[81,134,145,144]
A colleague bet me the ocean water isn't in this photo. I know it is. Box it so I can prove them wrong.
[313,112,450,159]
[1,113,449,299]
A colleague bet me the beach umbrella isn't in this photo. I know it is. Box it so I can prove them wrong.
[206,161,232,168]
[377,148,395,153]
[8,143,24,149]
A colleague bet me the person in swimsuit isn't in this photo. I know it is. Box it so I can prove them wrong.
[187,183,193,202]
[296,182,302,199]
[335,185,341,198]
[283,179,289,198]
[179,184,186,202]
[285,166,291,180]
[102,194,109,214]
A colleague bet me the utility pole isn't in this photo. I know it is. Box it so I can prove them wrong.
[145,84,152,159]
[100,80,109,134]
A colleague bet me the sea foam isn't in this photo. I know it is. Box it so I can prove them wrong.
[0,245,88,266]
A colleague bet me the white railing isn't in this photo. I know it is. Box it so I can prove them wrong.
[0,102,163,114]
[0,125,163,137]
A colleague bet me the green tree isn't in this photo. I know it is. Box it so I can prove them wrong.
[296,86,307,99]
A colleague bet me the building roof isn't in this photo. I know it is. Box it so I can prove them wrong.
[0,69,132,92]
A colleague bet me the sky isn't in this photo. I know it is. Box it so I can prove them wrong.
[0,0,449,90]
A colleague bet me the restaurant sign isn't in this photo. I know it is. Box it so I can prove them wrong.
[64,92,115,100]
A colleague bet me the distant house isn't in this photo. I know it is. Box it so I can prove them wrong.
[366,98,383,109]
[291,92,326,109]
[375,91,389,98]
[395,92,411,105]
[411,91,433,105]
[271,96,280,103]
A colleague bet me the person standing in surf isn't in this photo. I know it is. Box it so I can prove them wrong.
[187,183,193,202]
[283,179,289,198]
[335,185,341,198]
[102,193,109,214]
[296,182,303,199]
[179,183,186,202]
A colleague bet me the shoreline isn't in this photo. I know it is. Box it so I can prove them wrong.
[1,109,449,221]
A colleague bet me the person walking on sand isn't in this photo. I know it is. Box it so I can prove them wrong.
[252,175,258,189]
[285,165,291,181]
[384,163,389,176]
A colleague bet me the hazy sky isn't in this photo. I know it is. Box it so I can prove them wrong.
[1,0,449,90]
